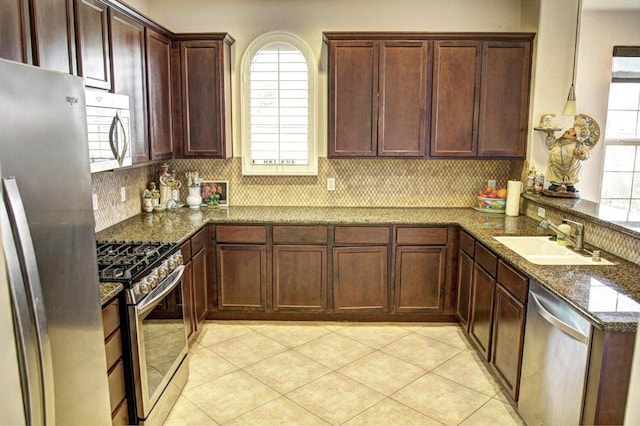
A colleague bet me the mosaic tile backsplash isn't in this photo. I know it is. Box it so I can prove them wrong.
[92,158,515,231]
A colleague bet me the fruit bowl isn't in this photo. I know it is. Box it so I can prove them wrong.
[476,196,506,211]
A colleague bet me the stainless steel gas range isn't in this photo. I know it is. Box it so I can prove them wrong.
[97,241,189,425]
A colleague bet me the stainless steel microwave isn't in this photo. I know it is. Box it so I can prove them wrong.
[85,89,132,173]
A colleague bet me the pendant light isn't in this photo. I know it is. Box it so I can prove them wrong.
[563,0,582,116]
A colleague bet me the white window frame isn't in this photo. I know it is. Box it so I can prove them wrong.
[241,32,318,176]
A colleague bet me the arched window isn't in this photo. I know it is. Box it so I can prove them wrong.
[241,32,317,175]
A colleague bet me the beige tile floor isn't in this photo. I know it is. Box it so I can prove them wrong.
[164,321,525,426]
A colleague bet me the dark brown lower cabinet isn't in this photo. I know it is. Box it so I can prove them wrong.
[456,249,474,328]
[332,246,388,312]
[182,258,195,341]
[217,244,267,310]
[491,283,526,400]
[394,246,446,313]
[469,263,495,360]
[273,245,327,311]
[101,297,129,425]
[192,244,208,324]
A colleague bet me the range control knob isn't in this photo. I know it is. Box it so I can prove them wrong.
[175,254,184,265]
[158,265,169,279]
[168,257,177,269]
[139,281,150,294]
[147,274,159,290]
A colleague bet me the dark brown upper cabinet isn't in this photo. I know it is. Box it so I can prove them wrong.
[326,32,534,159]
[109,8,148,163]
[31,0,77,74]
[430,41,482,157]
[173,34,234,159]
[146,28,173,161]
[0,0,33,64]
[326,35,430,158]
[75,0,110,89]
[477,40,532,158]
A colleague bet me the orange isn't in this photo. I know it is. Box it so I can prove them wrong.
[485,186,494,194]
[497,188,508,199]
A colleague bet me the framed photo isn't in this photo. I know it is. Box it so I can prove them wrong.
[199,180,229,207]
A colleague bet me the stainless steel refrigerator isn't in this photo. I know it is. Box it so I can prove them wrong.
[0,59,112,425]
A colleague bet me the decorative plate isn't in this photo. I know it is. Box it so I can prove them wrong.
[574,113,601,149]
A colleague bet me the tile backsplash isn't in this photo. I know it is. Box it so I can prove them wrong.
[92,157,516,231]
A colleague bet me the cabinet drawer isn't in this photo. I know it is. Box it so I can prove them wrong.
[216,225,267,243]
[111,398,129,425]
[497,260,528,303]
[460,231,475,257]
[334,226,390,244]
[191,227,208,253]
[107,359,126,414]
[273,226,328,244]
[396,227,448,245]
[180,240,192,261]
[104,328,122,371]
[475,242,497,277]
[102,298,120,339]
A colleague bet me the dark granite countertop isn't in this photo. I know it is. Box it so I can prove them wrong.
[100,282,124,306]
[96,206,640,332]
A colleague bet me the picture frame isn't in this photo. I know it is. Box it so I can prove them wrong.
[199,180,229,207]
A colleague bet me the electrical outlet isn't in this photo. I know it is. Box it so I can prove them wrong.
[92,193,99,211]
[538,207,546,218]
[327,177,336,191]
[120,187,127,202]
[488,179,496,189]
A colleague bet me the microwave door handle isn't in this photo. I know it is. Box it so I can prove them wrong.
[136,265,186,316]
[109,113,128,166]
[108,114,121,162]
[2,178,55,425]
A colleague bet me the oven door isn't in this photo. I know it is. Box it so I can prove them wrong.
[130,265,187,420]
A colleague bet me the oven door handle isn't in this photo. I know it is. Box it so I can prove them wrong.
[136,265,185,316]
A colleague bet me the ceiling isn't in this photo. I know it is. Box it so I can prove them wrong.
[583,0,640,11]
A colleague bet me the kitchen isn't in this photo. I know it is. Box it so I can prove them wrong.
[2,0,640,425]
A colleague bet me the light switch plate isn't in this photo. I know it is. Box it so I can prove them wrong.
[120,187,127,202]
[488,179,496,189]
[327,177,336,191]
[538,207,546,218]
[92,193,98,211]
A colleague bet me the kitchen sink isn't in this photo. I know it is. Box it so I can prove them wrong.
[493,236,613,265]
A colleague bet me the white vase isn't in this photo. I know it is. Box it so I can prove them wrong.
[186,186,201,209]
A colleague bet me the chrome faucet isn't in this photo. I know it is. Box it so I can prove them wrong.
[539,218,584,252]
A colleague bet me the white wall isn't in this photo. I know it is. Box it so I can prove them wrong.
[575,10,640,202]
[147,0,523,158]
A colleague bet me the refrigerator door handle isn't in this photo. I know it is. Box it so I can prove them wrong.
[2,177,56,425]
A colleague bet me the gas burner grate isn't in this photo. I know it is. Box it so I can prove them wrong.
[96,241,176,283]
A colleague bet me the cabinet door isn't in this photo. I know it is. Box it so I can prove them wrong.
[430,41,481,157]
[491,283,526,401]
[456,249,474,328]
[146,29,173,160]
[378,41,429,157]
[333,246,388,312]
[32,0,76,74]
[273,245,327,311]
[192,246,208,326]
[478,41,531,158]
[179,40,229,158]
[328,41,378,157]
[394,246,446,313]
[0,0,32,63]
[76,0,110,89]
[182,259,195,341]
[469,263,495,360]
[110,9,148,163]
[217,245,267,310]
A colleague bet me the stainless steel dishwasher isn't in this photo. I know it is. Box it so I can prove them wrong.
[519,281,593,425]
